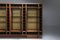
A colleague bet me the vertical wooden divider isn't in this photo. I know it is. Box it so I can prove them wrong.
[22,4,23,35]
[9,4,11,34]
[25,4,27,37]
[6,4,7,34]
[37,4,40,37]
[40,4,42,38]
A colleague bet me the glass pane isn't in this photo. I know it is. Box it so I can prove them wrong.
[0,23,6,29]
[0,9,6,16]
[12,23,20,29]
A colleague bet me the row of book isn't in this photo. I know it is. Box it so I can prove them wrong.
[0,9,38,32]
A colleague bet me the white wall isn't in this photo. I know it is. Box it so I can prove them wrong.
[43,0,60,40]
[0,0,42,3]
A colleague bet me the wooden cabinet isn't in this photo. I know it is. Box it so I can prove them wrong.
[0,3,42,38]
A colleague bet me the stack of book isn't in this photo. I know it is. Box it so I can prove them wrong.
[0,9,6,30]
[27,9,37,32]
[12,9,21,30]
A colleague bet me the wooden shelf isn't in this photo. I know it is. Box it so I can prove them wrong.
[0,4,42,38]
[11,6,22,8]
[11,30,21,32]
[0,30,5,32]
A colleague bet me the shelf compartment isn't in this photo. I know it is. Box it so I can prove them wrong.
[12,23,21,30]
[27,23,37,30]
[28,18,37,22]
[28,9,37,16]
[12,17,21,22]
[12,8,22,16]
[0,9,6,16]
[0,17,6,22]
[0,23,6,30]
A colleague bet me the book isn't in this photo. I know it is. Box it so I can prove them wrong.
[12,23,20,29]
[0,23,6,29]
[13,9,21,16]
[27,23,37,29]
[28,9,37,16]
[13,18,20,22]
[0,9,6,16]
[0,18,6,22]
[28,18,36,22]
